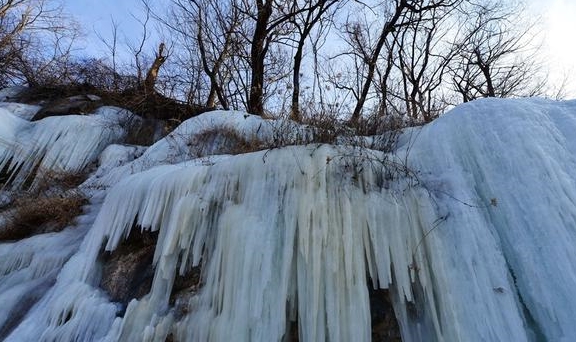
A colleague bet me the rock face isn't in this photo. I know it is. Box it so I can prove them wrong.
[370,288,402,342]
[99,229,157,307]
[99,228,202,318]
[279,288,402,342]
[32,95,103,120]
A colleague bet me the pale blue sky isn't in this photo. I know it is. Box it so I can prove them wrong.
[65,0,165,58]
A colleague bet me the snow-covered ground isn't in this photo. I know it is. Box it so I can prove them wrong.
[1,92,576,341]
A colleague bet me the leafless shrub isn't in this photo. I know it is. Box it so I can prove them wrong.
[0,0,80,87]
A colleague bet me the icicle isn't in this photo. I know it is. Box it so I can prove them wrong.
[80,145,426,342]
[0,106,129,189]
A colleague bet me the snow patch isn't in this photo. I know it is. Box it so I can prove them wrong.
[87,110,312,188]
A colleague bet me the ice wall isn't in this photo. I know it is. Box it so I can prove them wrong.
[2,97,576,341]
[407,98,576,341]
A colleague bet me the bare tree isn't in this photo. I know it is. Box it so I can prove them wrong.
[449,0,545,101]
[244,0,337,115]
[246,0,274,115]
[390,4,458,122]
[287,0,342,121]
[144,0,551,123]
[0,0,78,86]
[0,0,36,84]
[163,0,247,109]
[346,0,460,124]
[96,18,121,90]
[143,42,167,94]
[346,1,403,124]
[129,0,153,86]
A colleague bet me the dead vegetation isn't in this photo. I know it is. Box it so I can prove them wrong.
[190,127,266,157]
[0,194,86,240]
[173,107,408,168]
[0,170,89,241]
[12,83,212,145]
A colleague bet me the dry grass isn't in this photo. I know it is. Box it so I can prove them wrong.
[32,169,87,192]
[0,194,86,240]
[191,127,266,157]
[297,106,408,152]
[0,170,88,241]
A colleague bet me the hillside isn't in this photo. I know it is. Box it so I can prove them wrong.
[1,86,576,341]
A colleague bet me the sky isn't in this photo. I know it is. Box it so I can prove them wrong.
[529,0,576,95]
[63,0,576,98]
[65,0,165,58]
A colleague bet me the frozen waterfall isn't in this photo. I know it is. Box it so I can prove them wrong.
[1,97,576,341]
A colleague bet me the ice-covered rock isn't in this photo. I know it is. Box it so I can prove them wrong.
[0,103,41,120]
[0,86,27,102]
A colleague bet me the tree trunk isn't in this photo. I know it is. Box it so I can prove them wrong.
[207,84,217,108]
[349,3,406,124]
[248,1,273,116]
[290,39,305,121]
[144,43,167,94]
[474,48,495,97]
[481,64,495,97]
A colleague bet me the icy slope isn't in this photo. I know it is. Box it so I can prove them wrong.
[1,97,576,341]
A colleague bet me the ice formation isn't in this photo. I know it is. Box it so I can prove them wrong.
[1,96,576,341]
[0,103,41,120]
[0,106,130,189]
[0,86,27,102]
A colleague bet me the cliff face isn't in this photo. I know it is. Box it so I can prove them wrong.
[1,89,576,342]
